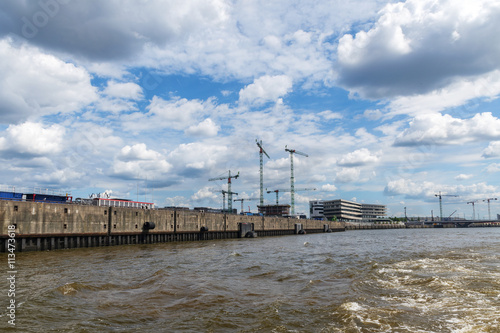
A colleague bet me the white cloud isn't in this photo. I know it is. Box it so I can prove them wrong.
[337,148,379,166]
[319,110,343,120]
[191,186,218,201]
[239,75,293,106]
[112,144,172,180]
[386,70,500,117]
[0,122,65,157]
[103,81,143,100]
[394,113,500,146]
[337,0,500,99]
[335,168,361,183]
[385,178,497,199]
[482,141,500,158]
[455,174,473,181]
[321,183,337,192]
[167,142,228,175]
[485,163,500,173]
[122,96,216,132]
[118,143,162,161]
[0,38,97,122]
[33,169,85,185]
[185,118,219,137]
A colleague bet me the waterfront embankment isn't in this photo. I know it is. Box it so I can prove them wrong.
[0,200,344,252]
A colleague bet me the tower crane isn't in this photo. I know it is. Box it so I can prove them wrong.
[266,188,316,206]
[234,197,259,213]
[483,198,497,220]
[221,190,238,213]
[285,145,309,215]
[256,139,270,208]
[435,192,458,221]
[209,170,239,213]
[467,200,480,220]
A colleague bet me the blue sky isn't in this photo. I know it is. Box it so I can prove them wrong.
[0,0,499,219]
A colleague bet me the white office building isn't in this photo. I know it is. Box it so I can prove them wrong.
[309,199,387,221]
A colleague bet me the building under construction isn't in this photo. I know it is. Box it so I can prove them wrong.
[258,204,290,216]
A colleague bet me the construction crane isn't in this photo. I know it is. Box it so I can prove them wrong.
[209,170,239,213]
[234,197,259,213]
[435,192,458,221]
[483,198,497,220]
[256,139,270,208]
[266,188,316,206]
[221,190,238,213]
[467,200,480,220]
[285,145,309,215]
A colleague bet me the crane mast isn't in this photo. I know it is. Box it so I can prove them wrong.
[256,139,270,208]
[234,197,259,213]
[467,200,479,220]
[209,170,239,213]
[435,191,458,221]
[285,146,308,215]
[483,198,497,220]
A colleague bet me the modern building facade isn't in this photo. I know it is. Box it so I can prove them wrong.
[361,204,387,221]
[309,200,325,219]
[309,199,387,221]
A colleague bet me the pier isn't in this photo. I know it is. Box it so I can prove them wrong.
[0,200,344,252]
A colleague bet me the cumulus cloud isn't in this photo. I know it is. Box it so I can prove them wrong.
[191,186,218,201]
[239,75,293,106]
[118,143,162,161]
[0,38,97,123]
[167,142,228,177]
[337,0,500,99]
[33,169,85,185]
[394,112,500,146]
[321,183,337,192]
[482,141,500,158]
[485,163,500,173]
[0,122,65,157]
[0,0,229,61]
[121,96,218,133]
[102,80,143,100]
[335,168,361,183]
[455,174,473,181]
[337,148,379,166]
[384,178,497,199]
[112,143,172,180]
[185,118,219,137]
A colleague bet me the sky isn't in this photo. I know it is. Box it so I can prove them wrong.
[0,0,500,219]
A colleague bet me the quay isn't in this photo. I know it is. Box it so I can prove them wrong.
[0,200,344,252]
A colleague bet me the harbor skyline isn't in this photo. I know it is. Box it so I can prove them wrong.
[0,0,499,217]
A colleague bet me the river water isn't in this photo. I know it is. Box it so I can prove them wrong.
[2,228,500,332]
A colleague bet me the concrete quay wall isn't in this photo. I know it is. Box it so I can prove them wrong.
[0,201,345,252]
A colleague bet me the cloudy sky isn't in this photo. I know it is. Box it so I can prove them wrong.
[1,0,499,219]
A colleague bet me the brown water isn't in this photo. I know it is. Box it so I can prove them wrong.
[2,228,500,332]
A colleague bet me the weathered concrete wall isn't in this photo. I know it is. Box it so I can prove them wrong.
[0,201,346,237]
[0,201,108,236]
[0,201,346,252]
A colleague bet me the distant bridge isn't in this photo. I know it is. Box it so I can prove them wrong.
[414,220,500,228]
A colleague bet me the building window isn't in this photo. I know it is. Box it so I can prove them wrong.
[64,208,68,214]
[104,210,107,215]
[64,224,67,229]
[14,206,18,212]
